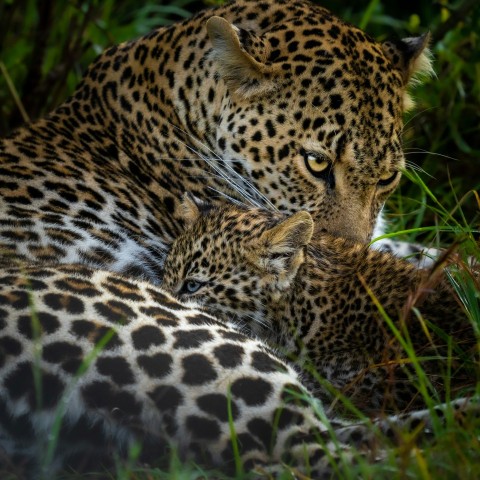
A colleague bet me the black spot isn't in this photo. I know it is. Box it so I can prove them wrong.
[231,377,272,406]
[121,263,149,280]
[147,288,189,311]
[139,306,178,327]
[274,407,301,429]
[182,354,217,385]
[96,356,135,386]
[252,131,262,142]
[4,361,64,409]
[265,119,276,137]
[43,341,82,364]
[61,358,83,374]
[0,290,29,310]
[186,415,221,440]
[27,186,44,199]
[327,25,341,39]
[94,300,136,323]
[70,320,123,350]
[313,117,325,130]
[137,353,172,378]
[102,278,145,302]
[0,336,22,356]
[349,428,364,444]
[197,393,239,422]
[173,329,214,349]
[163,196,175,213]
[41,372,66,410]
[82,381,141,416]
[213,343,245,368]
[120,95,132,113]
[329,94,343,109]
[54,278,100,297]
[221,330,247,342]
[335,113,346,125]
[186,313,221,326]
[310,448,326,465]
[44,293,84,314]
[148,385,183,413]
[248,417,274,452]
[131,325,165,350]
[280,383,310,408]
[17,311,61,339]
[236,433,262,455]
[251,351,287,373]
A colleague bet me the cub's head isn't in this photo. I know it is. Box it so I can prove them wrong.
[206,1,432,242]
[162,195,313,334]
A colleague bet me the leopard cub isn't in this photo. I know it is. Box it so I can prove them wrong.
[163,196,476,412]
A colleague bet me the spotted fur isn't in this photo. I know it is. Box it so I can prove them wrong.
[163,199,477,412]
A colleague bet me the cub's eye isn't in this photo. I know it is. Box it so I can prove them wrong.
[377,171,399,187]
[179,279,205,295]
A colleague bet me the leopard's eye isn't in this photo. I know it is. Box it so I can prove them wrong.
[302,150,335,188]
[377,171,399,187]
[304,152,330,175]
[179,279,204,295]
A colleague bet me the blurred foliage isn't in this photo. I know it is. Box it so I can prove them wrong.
[0,0,478,232]
[0,0,206,133]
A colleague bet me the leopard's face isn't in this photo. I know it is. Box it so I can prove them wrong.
[206,7,432,243]
[162,201,299,334]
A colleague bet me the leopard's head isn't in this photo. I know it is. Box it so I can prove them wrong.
[162,195,313,335]
[206,2,432,242]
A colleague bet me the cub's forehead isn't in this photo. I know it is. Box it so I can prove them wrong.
[178,208,274,250]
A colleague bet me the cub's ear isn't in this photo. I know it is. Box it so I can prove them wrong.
[180,193,212,228]
[382,33,434,111]
[206,16,275,97]
[255,211,314,289]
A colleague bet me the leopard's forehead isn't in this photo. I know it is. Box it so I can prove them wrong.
[222,0,406,155]
[191,207,279,247]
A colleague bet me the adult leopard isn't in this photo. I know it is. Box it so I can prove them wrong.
[0,0,433,283]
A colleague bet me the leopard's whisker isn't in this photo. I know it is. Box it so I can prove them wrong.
[404,148,460,162]
[206,187,251,208]
[165,122,277,211]
[178,137,264,209]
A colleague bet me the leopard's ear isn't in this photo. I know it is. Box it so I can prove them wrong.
[382,33,434,111]
[255,211,314,289]
[180,193,211,228]
[206,16,275,97]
